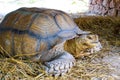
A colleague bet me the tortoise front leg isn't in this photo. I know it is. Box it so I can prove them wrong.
[40,42,76,76]
[44,51,75,76]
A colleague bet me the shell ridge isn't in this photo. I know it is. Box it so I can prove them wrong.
[36,39,41,52]
[27,13,38,30]
[53,14,62,30]
[0,26,77,39]
[11,11,22,27]
[11,32,15,56]
[45,31,51,50]
[60,13,70,25]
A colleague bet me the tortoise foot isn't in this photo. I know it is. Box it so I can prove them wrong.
[44,52,76,76]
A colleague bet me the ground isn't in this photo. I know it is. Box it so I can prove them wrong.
[101,47,120,79]
[0,15,120,80]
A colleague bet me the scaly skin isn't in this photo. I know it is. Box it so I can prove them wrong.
[40,41,75,76]
[64,34,102,58]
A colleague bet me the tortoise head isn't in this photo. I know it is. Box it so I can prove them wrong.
[64,34,102,58]
[77,34,99,47]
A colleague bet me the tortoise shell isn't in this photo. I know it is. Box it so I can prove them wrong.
[0,7,87,57]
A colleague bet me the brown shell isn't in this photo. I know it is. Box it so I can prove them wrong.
[0,7,85,56]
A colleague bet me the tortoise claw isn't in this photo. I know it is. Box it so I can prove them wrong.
[44,52,76,76]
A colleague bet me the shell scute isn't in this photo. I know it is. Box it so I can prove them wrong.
[55,13,75,30]
[30,14,60,38]
[22,34,37,55]
[0,31,12,56]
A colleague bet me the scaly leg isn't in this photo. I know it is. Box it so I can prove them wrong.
[40,41,76,76]
[44,51,75,76]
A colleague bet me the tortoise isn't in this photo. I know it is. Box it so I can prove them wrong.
[0,7,102,76]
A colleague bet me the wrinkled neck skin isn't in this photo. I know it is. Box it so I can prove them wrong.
[32,41,66,62]
[64,37,97,58]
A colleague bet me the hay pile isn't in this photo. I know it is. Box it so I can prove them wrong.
[0,16,120,80]
[74,16,120,46]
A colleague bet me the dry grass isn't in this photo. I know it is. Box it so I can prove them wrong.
[74,16,120,46]
[0,16,120,80]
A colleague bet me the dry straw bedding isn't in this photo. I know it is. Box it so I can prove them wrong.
[0,16,120,80]
[75,16,120,46]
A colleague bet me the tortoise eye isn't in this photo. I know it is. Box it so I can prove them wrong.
[87,36,92,39]
[83,43,88,46]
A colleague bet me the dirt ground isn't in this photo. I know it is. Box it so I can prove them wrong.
[101,47,120,80]
[90,46,120,80]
